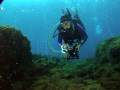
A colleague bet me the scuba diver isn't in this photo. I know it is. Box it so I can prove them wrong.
[57,8,88,60]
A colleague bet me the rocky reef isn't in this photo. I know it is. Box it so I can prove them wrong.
[0,25,120,90]
[26,35,120,90]
[96,35,120,64]
[27,57,120,90]
[0,25,32,90]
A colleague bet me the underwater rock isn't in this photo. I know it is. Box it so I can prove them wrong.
[0,25,32,89]
[32,53,42,61]
[32,53,61,62]
[95,35,120,64]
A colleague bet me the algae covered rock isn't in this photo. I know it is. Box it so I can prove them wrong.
[0,25,32,64]
[0,25,32,89]
[95,35,120,64]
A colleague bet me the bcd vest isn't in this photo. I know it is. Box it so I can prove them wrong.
[58,22,82,44]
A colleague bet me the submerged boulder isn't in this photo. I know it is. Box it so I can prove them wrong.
[95,35,120,64]
[0,25,32,89]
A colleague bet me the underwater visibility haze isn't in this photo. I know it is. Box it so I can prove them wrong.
[0,0,120,60]
[0,0,120,90]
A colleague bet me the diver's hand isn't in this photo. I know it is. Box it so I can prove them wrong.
[75,44,81,51]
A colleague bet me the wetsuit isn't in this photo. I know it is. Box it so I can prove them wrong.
[57,23,88,47]
[57,14,88,47]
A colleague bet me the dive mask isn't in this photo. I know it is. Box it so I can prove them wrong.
[61,21,71,29]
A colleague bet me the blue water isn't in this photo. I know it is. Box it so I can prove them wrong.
[0,0,120,60]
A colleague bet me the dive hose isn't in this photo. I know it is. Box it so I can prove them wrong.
[48,22,61,53]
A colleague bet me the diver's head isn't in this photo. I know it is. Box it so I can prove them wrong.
[60,14,71,30]
[61,21,71,30]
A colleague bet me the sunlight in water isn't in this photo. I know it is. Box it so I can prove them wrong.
[93,17,98,21]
